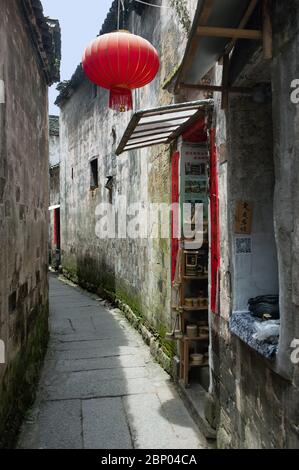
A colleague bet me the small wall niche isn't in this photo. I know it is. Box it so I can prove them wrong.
[90,158,99,190]
[229,95,279,313]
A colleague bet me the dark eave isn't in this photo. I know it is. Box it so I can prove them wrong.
[21,0,61,85]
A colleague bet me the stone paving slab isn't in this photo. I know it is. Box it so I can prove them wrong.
[50,318,135,338]
[156,387,205,448]
[82,398,133,449]
[45,376,157,401]
[18,275,209,449]
[43,365,148,384]
[123,392,203,449]
[51,338,132,352]
[124,393,178,449]
[48,345,141,361]
[46,355,146,373]
[19,400,82,450]
[50,323,124,338]
[52,332,131,342]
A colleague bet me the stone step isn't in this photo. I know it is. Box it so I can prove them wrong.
[177,380,217,441]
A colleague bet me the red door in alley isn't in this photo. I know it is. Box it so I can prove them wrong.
[53,208,61,249]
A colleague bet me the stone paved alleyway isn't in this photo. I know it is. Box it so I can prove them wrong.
[18,274,208,449]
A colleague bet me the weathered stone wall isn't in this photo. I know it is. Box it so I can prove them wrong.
[211,0,299,449]
[49,165,60,208]
[59,1,195,354]
[49,115,60,167]
[0,0,51,447]
[49,137,60,167]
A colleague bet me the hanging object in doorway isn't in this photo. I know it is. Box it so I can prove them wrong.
[82,31,160,112]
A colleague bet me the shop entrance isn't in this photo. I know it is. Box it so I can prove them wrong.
[171,119,215,389]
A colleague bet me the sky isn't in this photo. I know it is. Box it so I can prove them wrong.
[42,0,113,115]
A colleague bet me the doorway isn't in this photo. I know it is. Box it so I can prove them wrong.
[49,207,61,271]
[171,119,213,390]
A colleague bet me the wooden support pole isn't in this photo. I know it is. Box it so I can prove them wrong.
[225,0,259,54]
[221,53,230,110]
[262,0,273,59]
[196,26,262,40]
[180,83,253,95]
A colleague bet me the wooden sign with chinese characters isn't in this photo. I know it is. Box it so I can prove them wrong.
[235,201,253,234]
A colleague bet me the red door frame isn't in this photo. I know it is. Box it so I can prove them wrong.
[209,128,220,314]
[171,151,180,282]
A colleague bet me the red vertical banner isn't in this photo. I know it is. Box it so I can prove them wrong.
[171,151,180,283]
[209,129,220,314]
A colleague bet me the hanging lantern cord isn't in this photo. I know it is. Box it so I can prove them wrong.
[122,0,125,28]
[133,0,171,8]
[117,0,170,31]
[117,0,125,30]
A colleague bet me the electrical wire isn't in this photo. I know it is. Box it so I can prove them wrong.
[117,0,170,32]
[133,0,172,9]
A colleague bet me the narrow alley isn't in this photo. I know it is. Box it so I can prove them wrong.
[18,275,208,450]
[1,0,299,453]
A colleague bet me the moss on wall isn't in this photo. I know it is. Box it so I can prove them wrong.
[115,284,143,317]
[157,323,176,357]
[0,304,49,449]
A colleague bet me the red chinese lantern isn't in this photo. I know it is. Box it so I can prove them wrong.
[82,30,160,112]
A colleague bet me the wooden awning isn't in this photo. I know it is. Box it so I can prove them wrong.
[116,100,213,155]
[167,0,271,98]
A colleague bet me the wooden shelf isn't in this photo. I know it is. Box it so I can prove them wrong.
[182,335,209,342]
[183,275,208,280]
[172,306,208,313]
[189,360,209,368]
[182,305,208,311]
[183,248,207,254]
[178,239,210,386]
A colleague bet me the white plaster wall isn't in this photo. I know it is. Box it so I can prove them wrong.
[49,134,60,166]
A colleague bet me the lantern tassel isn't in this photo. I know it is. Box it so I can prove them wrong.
[109,87,133,112]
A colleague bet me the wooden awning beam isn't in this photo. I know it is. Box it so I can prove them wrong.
[196,26,262,40]
[180,83,253,94]
[221,53,230,109]
[225,0,260,54]
[262,0,273,59]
